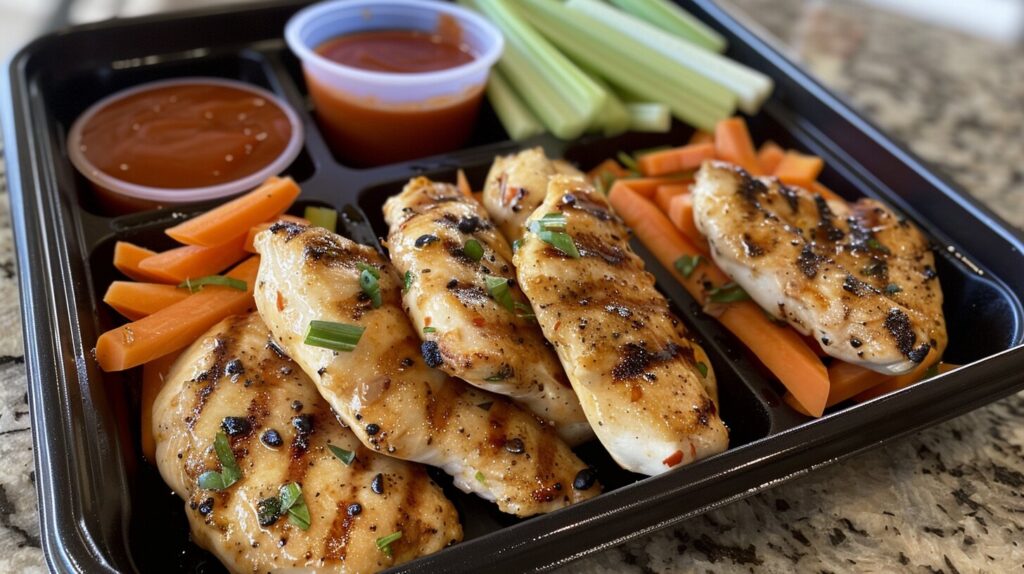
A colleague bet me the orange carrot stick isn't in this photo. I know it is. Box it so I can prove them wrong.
[243,215,309,254]
[113,241,166,283]
[851,349,943,402]
[95,257,259,372]
[587,158,629,181]
[689,130,714,145]
[610,176,688,199]
[103,282,190,320]
[141,350,181,462]
[773,152,825,189]
[609,185,828,416]
[610,184,729,299]
[714,117,762,175]
[637,142,716,177]
[165,177,300,247]
[666,193,708,254]
[654,183,689,213]
[757,141,785,173]
[137,235,247,284]
[456,169,473,197]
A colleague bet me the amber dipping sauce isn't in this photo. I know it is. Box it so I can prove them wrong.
[78,83,293,190]
[310,26,482,166]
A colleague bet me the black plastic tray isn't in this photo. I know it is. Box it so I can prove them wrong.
[4,1,1023,572]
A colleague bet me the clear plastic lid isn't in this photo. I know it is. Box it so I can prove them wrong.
[285,0,504,106]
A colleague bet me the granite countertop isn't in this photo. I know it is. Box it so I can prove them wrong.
[0,0,1022,572]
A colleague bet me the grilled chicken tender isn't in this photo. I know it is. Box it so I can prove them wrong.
[253,223,600,516]
[514,176,728,475]
[152,313,461,574]
[382,177,592,445]
[691,162,946,375]
[482,147,584,242]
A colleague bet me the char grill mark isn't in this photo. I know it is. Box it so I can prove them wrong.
[797,244,825,278]
[884,308,930,362]
[611,342,687,381]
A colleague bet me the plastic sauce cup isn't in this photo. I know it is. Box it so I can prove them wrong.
[67,77,303,214]
[285,0,504,167]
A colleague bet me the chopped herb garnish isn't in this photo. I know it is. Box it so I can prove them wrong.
[376,531,403,557]
[198,431,242,490]
[280,482,311,530]
[884,283,902,295]
[403,270,414,292]
[422,326,437,334]
[485,276,516,312]
[304,320,365,352]
[179,275,246,294]
[513,301,536,320]
[707,282,750,303]
[866,237,891,254]
[475,470,487,484]
[328,444,356,465]
[463,239,484,262]
[512,238,523,253]
[861,259,888,277]
[529,212,567,233]
[616,151,640,173]
[358,264,382,308]
[304,205,338,233]
[536,230,581,258]
[695,361,709,378]
[674,254,703,278]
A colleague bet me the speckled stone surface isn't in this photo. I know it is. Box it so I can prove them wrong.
[0,1,1021,573]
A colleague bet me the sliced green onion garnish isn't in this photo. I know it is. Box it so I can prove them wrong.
[707,282,750,303]
[423,326,437,334]
[328,444,355,465]
[696,361,709,378]
[356,262,380,279]
[537,230,581,258]
[179,275,246,294]
[529,212,567,233]
[464,239,484,262]
[304,205,338,233]
[485,276,516,312]
[304,320,365,352]
[403,271,413,292]
[674,254,702,278]
[359,265,382,308]
[376,531,403,557]
[475,470,487,484]
[512,238,524,253]
[616,151,641,174]
[279,482,310,530]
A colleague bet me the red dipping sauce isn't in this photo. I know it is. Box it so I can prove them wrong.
[68,78,302,213]
[305,18,484,167]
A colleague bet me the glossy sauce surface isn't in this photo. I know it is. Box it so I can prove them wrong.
[316,29,474,73]
[78,83,293,189]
